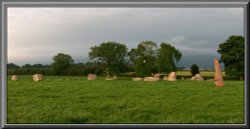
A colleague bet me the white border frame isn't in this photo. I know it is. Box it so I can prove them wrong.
[1,0,249,128]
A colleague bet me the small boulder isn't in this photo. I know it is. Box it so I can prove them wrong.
[11,75,18,81]
[163,76,168,80]
[87,74,97,80]
[113,75,118,80]
[132,77,142,81]
[191,74,204,81]
[153,73,161,80]
[105,78,114,80]
[154,73,160,78]
[167,72,176,81]
[32,74,43,81]
[144,77,159,81]
[105,75,117,80]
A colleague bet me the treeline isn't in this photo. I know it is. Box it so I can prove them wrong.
[7,40,184,76]
[7,35,245,79]
[7,62,134,76]
[88,41,183,77]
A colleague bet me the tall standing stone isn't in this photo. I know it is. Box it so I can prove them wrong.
[214,59,224,87]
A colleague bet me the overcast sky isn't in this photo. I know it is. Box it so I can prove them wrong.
[8,8,244,69]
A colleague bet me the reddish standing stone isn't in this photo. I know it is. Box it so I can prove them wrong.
[214,59,224,87]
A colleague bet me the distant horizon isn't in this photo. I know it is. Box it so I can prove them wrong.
[7,57,225,70]
[8,8,243,69]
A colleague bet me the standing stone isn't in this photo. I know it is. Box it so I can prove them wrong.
[214,59,224,87]
[11,75,18,81]
[32,74,43,81]
[87,74,97,80]
[167,72,176,81]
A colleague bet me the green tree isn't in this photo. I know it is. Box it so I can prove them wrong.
[89,41,127,76]
[217,35,244,79]
[31,64,45,68]
[128,48,138,64]
[51,53,74,75]
[7,63,20,69]
[71,63,85,69]
[131,41,158,77]
[157,43,182,75]
[21,64,32,69]
[190,64,200,76]
[83,61,99,75]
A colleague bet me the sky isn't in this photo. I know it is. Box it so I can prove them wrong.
[8,8,244,69]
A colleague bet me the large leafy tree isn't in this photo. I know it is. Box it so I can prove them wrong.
[129,41,158,77]
[157,43,182,75]
[51,53,74,75]
[89,41,127,76]
[217,35,244,78]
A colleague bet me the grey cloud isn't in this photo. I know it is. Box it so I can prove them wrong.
[169,36,186,44]
[8,8,244,68]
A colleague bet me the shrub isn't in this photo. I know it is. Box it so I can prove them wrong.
[190,64,200,76]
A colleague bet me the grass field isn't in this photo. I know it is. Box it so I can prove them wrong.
[176,71,225,77]
[7,75,244,124]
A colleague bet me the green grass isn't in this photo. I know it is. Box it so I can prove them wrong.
[176,71,226,77]
[7,75,244,124]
